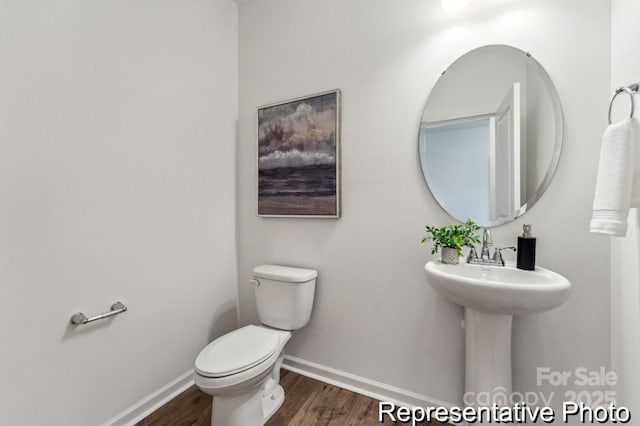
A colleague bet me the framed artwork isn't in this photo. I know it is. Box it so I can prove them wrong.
[257,89,341,217]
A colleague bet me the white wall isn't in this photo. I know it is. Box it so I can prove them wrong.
[524,64,557,203]
[423,46,527,122]
[0,1,238,425]
[611,0,640,414]
[237,0,611,407]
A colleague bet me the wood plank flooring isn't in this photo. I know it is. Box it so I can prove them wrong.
[136,370,447,425]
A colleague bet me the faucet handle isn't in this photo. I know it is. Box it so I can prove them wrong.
[466,247,478,262]
[493,246,516,265]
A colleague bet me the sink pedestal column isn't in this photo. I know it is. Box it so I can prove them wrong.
[464,307,513,406]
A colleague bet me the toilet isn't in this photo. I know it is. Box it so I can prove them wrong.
[193,264,317,426]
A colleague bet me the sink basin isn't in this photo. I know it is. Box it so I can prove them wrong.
[424,259,572,404]
[425,260,571,315]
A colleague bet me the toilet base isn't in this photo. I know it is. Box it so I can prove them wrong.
[211,389,263,426]
[207,355,286,426]
[262,384,285,421]
[209,381,285,426]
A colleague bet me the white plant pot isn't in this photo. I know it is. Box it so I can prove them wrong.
[441,246,459,264]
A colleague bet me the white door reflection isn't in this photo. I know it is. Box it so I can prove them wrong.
[420,83,522,225]
[493,82,521,223]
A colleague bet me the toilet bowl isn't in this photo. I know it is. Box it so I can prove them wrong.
[194,325,291,425]
[193,265,317,426]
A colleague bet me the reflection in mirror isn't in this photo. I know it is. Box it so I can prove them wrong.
[419,45,563,227]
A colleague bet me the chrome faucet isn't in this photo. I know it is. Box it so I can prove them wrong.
[467,228,516,267]
[480,228,492,260]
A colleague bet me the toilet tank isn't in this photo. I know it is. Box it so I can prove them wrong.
[252,264,317,330]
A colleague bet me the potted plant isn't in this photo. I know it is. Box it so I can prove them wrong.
[421,220,481,264]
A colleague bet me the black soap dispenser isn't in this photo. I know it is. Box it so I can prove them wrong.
[517,224,536,270]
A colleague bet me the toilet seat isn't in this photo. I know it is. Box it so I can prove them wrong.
[195,325,281,378]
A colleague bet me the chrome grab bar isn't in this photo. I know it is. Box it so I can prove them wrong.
[70,301,127,325]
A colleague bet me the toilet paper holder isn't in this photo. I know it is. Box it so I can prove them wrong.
[70,301,128,325]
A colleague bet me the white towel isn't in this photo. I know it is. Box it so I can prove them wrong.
[590,117,640,236]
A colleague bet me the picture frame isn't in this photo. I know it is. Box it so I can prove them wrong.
[257,89,341,218]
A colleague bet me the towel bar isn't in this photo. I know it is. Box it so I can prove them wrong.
[608,83,639,124]
[70,301,127,325]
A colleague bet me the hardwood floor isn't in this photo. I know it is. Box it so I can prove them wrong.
[136,370,447,425]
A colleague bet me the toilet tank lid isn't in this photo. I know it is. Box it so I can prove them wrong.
[253,264,318,283]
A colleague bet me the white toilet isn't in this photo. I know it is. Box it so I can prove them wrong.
[193,264,317,426]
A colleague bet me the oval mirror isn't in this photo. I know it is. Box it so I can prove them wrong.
[419,45,563,227]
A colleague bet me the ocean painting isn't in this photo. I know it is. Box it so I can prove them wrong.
[258,90,340,217]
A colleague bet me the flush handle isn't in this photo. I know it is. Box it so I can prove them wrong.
[249,279,260,287]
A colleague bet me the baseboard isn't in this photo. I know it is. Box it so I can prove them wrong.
[103,356,453,425]
[102,369,195,426]
[281,355,455,410]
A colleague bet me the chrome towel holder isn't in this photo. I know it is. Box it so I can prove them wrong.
[608,83,639,124]
[70,301,127,325]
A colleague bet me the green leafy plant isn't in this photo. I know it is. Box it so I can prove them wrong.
[421,220,481,257]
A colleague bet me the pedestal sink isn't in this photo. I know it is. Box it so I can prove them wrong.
[424,260,571,404]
